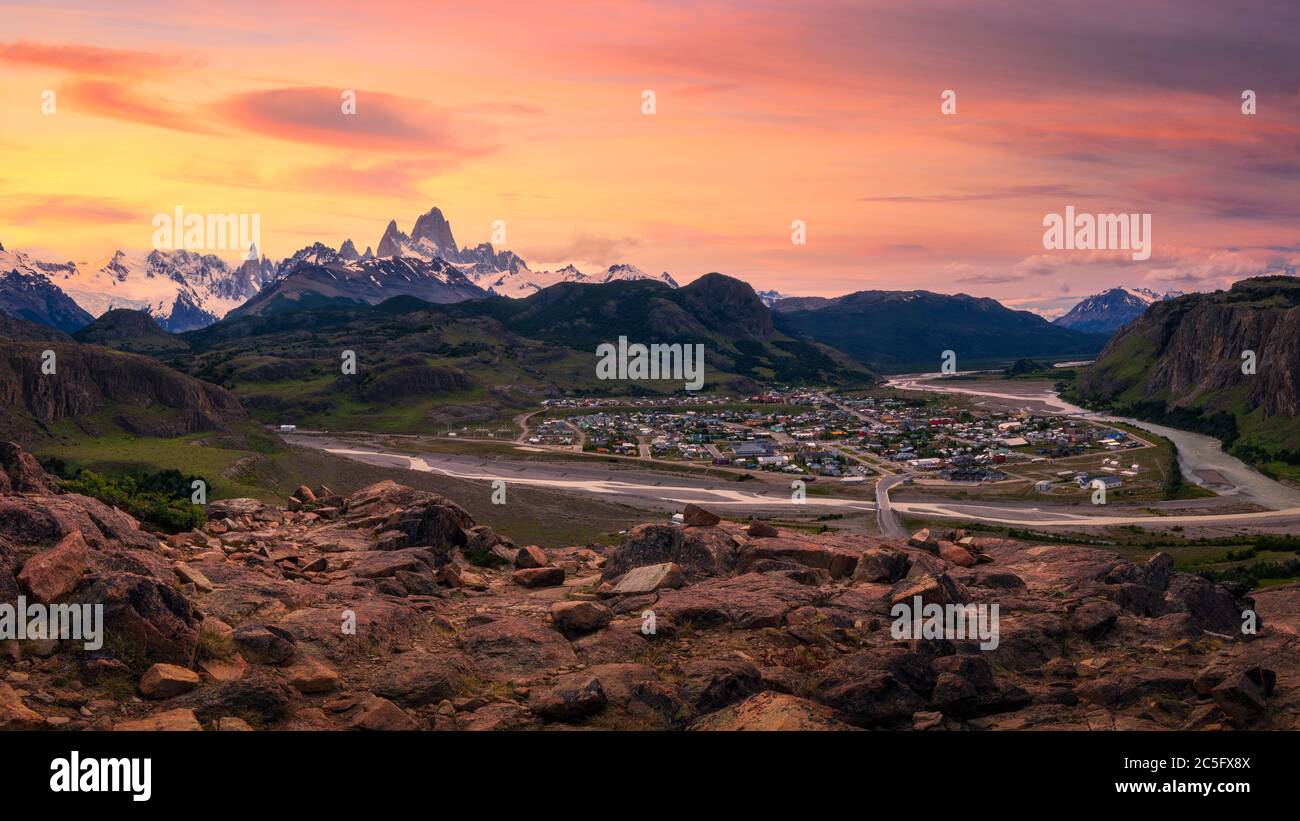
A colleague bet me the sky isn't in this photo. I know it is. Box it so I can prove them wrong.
[1,0,1298,317]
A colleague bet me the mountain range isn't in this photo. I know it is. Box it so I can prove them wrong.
[0,207,681,330]
[770,290,1109,372]
[1052,286,1183,334]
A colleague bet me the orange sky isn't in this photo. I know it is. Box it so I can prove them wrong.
[2,0,1298,316]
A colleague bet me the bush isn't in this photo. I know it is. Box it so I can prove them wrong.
[41,462,206,534]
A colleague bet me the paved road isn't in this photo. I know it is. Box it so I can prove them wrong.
[874,473,911,538]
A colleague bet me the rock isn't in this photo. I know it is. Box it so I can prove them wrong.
[232,624,297,665]
[80,571,199,666]
[682,504,721,527]
[937,541,976,568]
[139,663,201,699]
[458,616,578,678]
[17,530,89,603]
[1211,673,1267,726]
[114,708,202,731]
[463,701,540,731]
[179,673,294,724]
[293,485,317,504]
[811,650,931,728]
[550,600,613,635]
[690,691,853,730]
[0,441,53,494]
[654,572,819,629]
[514,545,549,569]
[528,673,607,721]
[610,562,684,595]
[348,695,420,731]
[285,656,340,694]
[908,528,938,552]
[512,566,565,588]
[174,562,214,593]
[737,537,858,579]
[912,710,944,730]
[1071,600,1121,638]
[853,547,910,583]
[746,520,779,538]
[602,524,682,580]
[0,682,43,729]
[890,573,968,607]
[372,652,473,706]
[216,717,254,731]
[679,658,762,713]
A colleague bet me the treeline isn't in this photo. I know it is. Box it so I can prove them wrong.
[39,458,206,533]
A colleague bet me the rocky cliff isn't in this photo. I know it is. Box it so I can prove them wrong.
[0,342,245,440]
[1076,277,1300,458]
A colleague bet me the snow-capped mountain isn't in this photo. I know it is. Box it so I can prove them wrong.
[51,247,276,332]
[231,243,487,319]
[1053,286,1184,335]
[366,207,678,298]
[756,289,792,307]
[0,246,94,332]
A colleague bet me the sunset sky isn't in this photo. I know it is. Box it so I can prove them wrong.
[2,0,1298,316]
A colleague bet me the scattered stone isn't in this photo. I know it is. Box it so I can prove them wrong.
[174,562,214,593]
[514,545,549,568]
[17,530,89,603]
[114,708,202,731]
[550,600,613,634]
[348,696,419,731]
[216,717,254,731]
[746,520,779,538]
[512,566,565,588]
[139,663,201,699]
[682,504,721,527]
[611,562,684,595]
[528,673,607,721]
[285,656,340,694]
[232,624,297,665]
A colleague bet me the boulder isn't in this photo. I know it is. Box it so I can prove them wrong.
[610,562,684,595]
[0,682,43,729]
[0,442,52,495]
[512,566,565,588]
[139,663,201,699]
[80,571,199,666]
[550,600,613,635]
[458,616,577,678]
[17,530,89,603]
[746,520,779,538]
[232,624,297,665]
[528,673,607,721]
[113,708,202,732]
[372,652,473,706]
[514,545,549,569]
[682,504,721,527]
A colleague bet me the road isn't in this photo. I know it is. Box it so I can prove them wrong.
[874,473,910,538]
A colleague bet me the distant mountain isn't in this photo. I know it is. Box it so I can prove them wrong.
[756,289,793,307]
[1074,276,1300,470]
[0,312,74,343]
[1053,286,1183,334]
[1,244,276,332]
[771,289,1108,372]
[73,308,188,354]
[0,248,94,332]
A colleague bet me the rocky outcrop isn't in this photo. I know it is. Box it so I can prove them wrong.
[0,443,1288,732]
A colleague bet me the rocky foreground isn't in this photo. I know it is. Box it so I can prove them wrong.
[0,442,1295,731]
